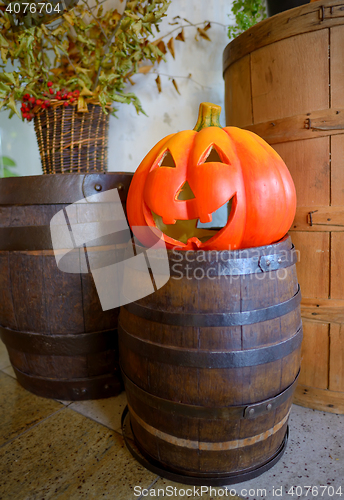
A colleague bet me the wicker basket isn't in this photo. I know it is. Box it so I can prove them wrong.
[34,103,110,174]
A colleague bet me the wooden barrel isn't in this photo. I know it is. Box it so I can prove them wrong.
[223,0,344,415]
[0,172,133,400]
[119,236,302,484]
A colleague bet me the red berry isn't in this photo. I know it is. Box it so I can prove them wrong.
[44,100,51,107]
[23,94,30,101]
[29,97,35,104]
[41,104,46,109]
[69,97,75,103]
[73,90,80,97]
[47,81,53,87]
[56,90,61,95]
[49,88,54,95]
[36,99,42,106]
[57,96,61,100]
[63,101,69,107]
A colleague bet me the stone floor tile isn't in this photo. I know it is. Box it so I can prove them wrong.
[0,407,157,500]
[0,371,63,447]
[1,364,15,378]
[68,391,128,432]
[0,339,10,370]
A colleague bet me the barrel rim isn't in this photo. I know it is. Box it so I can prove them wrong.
[0,171,134,206]
[223,0,341,74]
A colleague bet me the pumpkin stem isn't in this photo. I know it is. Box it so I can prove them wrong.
[193,102,222,132]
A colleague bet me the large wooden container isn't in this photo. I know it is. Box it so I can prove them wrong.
[223,0,344,414]
[119,237,302,484]
[0,173,132,400]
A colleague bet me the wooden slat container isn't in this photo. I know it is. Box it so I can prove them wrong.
[223,0,344,414]
[119,237,302,483]
[0,173,132,400]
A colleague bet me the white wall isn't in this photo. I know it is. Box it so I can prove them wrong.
[0,0,234,177]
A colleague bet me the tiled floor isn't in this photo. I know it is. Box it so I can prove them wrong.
[0,339,343,500]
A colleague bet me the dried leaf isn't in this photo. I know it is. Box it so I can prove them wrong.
[155,75,161,93]
[63,13,74,26]
[172,79,180,95]
[204,22,211,31]
[175,29,185,42]
[138,65,154,74]
[167,37,175,59]
[155,40,166,64]
[77,96,89,112]
[0,34,9,48]
[1,48,7,64]
[8,95,20,118]
[50,68,64,75]
[197,27,211,41]
[157,40,167,54]
[80,87,94,96]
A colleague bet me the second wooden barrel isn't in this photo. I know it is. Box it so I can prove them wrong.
[119,236,302,483]
[223,0,344,414]
[0,172,133,400]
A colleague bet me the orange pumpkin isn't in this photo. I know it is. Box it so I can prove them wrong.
[127,102,296,250]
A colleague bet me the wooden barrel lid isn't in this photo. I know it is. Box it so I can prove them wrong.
[223,0,343,73]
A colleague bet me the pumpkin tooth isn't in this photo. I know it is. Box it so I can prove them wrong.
[186,237,202,249]
[199,213,212,224]
[162,217,177,225]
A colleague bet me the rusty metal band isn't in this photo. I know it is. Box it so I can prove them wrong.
[124,285,301,327]
[168,246,298,277]
[0,172,133,205]
[0,226,131,251]
[121,368,299,420]
[0,325,118,356]
[13,366,123,401]
[119,323,303,368]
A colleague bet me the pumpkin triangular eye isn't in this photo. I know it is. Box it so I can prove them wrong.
[177,181,195,200]
[159,150,176,168]
[203,146,222,163]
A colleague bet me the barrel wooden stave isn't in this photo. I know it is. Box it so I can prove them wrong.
[0,173,132,400]
[120,237,301,476]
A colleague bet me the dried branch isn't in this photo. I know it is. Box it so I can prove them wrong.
[92,0,128,91]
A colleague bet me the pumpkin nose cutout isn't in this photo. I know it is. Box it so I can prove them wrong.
[177,181,196,201]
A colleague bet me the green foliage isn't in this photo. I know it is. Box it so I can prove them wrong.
[0,155,18,176]
[228,0,266,39]
[0,0,173,117]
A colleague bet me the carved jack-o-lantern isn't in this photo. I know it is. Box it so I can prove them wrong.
[127,102,296,250]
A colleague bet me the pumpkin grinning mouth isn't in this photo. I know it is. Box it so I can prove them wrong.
[151,196,235,245]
